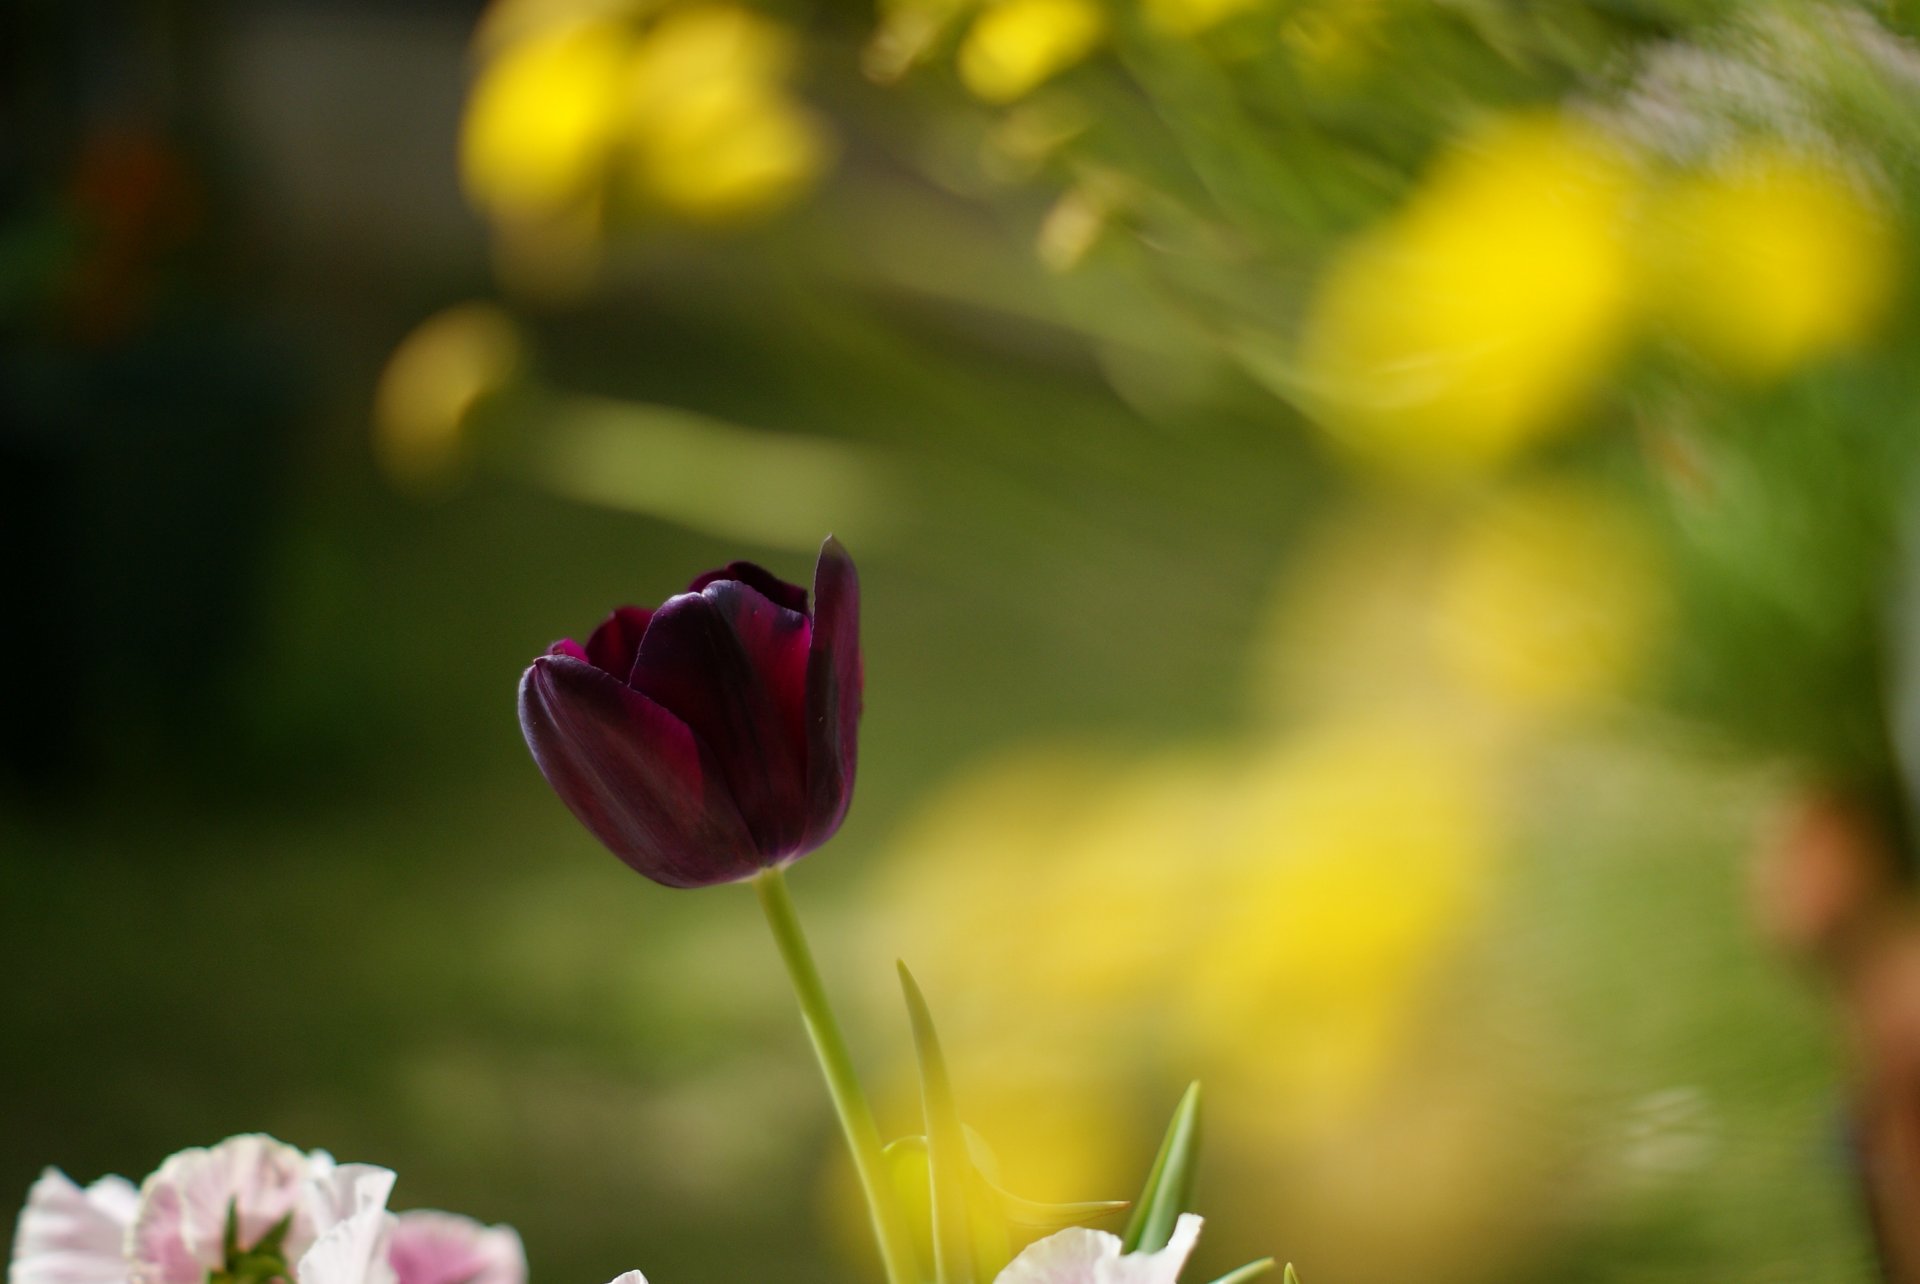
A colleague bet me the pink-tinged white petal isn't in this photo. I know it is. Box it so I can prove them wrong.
[304,1166,395,1241]
[129,1136,321,1284]
[388,1212,524,1284]
[292,1167,395,1284]
[8,1169,137,1284]
[993,1215,1203,1284]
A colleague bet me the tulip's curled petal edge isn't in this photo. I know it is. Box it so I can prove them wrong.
[604,1273,649,1284]
[688,561,809,614]
[519,655,761,887]
[8,1169,138,1284]
[627,583,812,857]
[801,534,861,851]
[546,640,589,662]
[583,606,656,681]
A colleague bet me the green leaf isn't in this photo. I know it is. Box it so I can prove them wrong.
[899,961,978,1284]
[252,1212,295,1259]
[1121,1081,1201,1253]
[1204,1260,1278,1284]
[994,1187,1130,1231]
[1285,1264,1301,1284]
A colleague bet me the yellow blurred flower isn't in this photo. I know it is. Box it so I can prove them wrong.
[372,302,523,488]
[1254,505,1454,722]
[1642,145,1897,380]
[1298,112,1640,481]
[958,0,1105,104]
[1184,719,1502,1134]
[630,79,829,221]
[462,1,828,236]
[462,19,632,221]
[1431,480,1665,719]
[864,719,1501,1174]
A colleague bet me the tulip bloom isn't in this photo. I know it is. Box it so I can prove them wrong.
[518,536,862,888]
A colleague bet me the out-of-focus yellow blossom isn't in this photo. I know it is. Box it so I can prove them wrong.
[372,302,523,488]
[1183,719,1502,1135]
[630,79,829,220]
[625,4,829,221]
[463,1,827,236]
[1012,757,1230,1010]
[1431,480,1665,718]
[958,0,1105,104]
[1254,506,1454,721]
[1298,113,1639,481]
[864,720,1503,1180]
[1642,145,1897,381]
[462,19,632,220]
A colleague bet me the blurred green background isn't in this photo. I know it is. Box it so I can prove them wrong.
[4,0,1911,1281]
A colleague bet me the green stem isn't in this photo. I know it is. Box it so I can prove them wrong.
[754,866,919,1284]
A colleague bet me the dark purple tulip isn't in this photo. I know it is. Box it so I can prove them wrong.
[518,536,862,888]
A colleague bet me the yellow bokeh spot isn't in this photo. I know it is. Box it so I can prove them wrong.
[461,20,632,219]
[1185,720,1501,1132]
[1432,480,1664,717]
[632,81,828,221]
[623,5,827,221]
[958,0,1105,104]
[1299,112,1639,481]
[1643,145,1897,381]
[372,302,522,487]
[627,4,798,106]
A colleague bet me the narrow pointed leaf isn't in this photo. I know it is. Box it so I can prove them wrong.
[1121,1081,1202,1253]
[1284,1265,1301,1284]
[900,962,978,1284]
[995,1188,1130,1231]
[1205,1260,1278,1284]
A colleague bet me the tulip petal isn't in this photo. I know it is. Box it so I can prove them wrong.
[688,561,809,614]
[584,606,655,680]
[802,535,861,849]
[519,655,761,887]
[628,582,812,857]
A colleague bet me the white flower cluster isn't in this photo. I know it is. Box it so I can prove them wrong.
[10,1135,1205,1284]
[9,1136,523,1284]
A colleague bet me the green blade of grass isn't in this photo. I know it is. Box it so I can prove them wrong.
[1121,1081,1202,1253]
[1204,1260,1278,1284]
[899,961,978,1284]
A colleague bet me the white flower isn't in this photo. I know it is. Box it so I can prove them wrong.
[604,1272,649,1284]
[386,1213,524,1284]
[995,1214,1204,1284]
[8,1170,139,1284]
[295,1166,399,1284]
[129,1135,329,1284]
